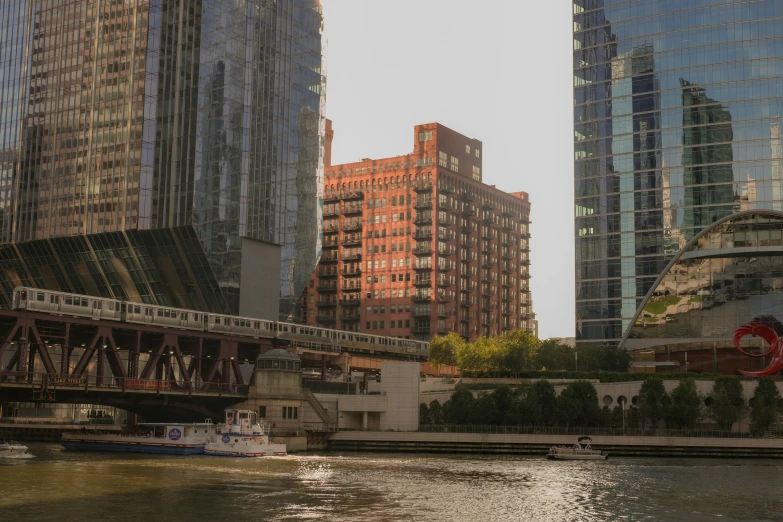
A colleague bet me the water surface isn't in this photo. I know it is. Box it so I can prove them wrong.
[0,444,778,521]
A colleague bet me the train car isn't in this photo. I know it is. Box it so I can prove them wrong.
[125,303,204,332]
[276,322,338,349]
[207,314,275,339]
[13,287,123,322]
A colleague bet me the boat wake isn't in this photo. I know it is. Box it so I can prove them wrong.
[0,452,35,460]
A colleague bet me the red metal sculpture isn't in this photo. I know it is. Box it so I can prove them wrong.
[733,317,783,376]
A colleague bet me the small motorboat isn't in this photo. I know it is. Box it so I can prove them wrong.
[547,436,608,461]
[61,422,213,455]
[0,440,31,458]
[204,409,286,457]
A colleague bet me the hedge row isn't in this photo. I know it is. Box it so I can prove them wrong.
[459,370,722,382]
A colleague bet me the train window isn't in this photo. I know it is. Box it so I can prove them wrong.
[157,310,163,317]
[37,293,45,302]
[74,298,80,306]
[134,306,140,314]
[82,300,89,307]
[214,317,220,324]
[50,296,55,304]
[254,322,260,328]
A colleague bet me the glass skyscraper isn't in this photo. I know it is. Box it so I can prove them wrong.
[574,1,783,370]
[0,0,325,319]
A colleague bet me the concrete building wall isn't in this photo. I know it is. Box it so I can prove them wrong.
[239,238,282,320]
[379,361,420,430]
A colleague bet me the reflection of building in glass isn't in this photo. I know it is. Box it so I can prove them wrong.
[620,211,783,374]
[0,1,326,319]
[573,0,783,358]
[681,79,734,239]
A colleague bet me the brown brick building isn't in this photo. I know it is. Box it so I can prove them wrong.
[301,122,533,341]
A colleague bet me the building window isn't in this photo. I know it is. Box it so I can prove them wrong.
[419,131,432,141]
[438,151,448,167]
[472,166,480,180]
[450,156,459,172]
[465,145,471,154]
[475,149,480,158]
[259,406,267,418]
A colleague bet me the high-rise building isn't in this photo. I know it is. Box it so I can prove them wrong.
[0,0,326,319]
[299,123,534,341]
[574,0,783,373]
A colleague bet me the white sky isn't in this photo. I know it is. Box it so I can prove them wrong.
[322,1,575,339]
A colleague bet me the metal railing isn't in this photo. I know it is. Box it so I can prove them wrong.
[0,372,249,396]
[340,423,783,439]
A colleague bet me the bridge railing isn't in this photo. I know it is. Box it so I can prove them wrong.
[0,371,249,396]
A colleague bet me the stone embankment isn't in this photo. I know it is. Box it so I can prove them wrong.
[329,431,783,458]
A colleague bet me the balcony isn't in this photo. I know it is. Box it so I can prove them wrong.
[316,315,337,323]
[460,299,471,307]
[502,208,514,217]
[437,278,449,287]
[502,251,514,260]
[413,181,433,193]
[481,289,491,297]
[461,240,474,249]
[341,298,361,307]
[341,315,360,322]
[414,215,432,226]
[323,241,338,249]
[414,230,432,240]
[414,264,433,271]
[502,265,514,274]
[413,246,432,256]
[437,231,451,241]
[342,269,361,277]
[343,204,363,215]
[503,222,515,231]
[520,259,531,266]
[483,215,494,225]
[521,286,531,293]
[342,252,362,261]
[437,264,449,272]
[502,309,512,316]
[341,191,364,201]
[482,260,493,269]
[482,200,496,210]
[343,222,363,232]
[324,193,339,203]
[502,295,512,302]
[460,316,470,323]
[321,255,338,264]
[414,278,432,287]
[413,308,432,318]
[413,324,431,334]
[502,280,513,288]
[323,225,338,235]
[318,271,338,278]
[438,294,453,303]
[482,303,492,313]
[341,283,362,292]
[414,199,433,210]
[317,300,337,307]
[341,237,362,246]
[323,208,339,217]
[520,232,531,240]
[460,192,474,203]
[437,215,450,226]
[481,244,492,254]
[317,284,337,293]
[437,309,447,318]
[413,294,432,303]
[438,183,454,194]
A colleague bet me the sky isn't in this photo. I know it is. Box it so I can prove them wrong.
[322,1,575,339]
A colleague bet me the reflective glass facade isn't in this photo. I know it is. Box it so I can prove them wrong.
[574,0,783,344]
[0,1,325,317]
[621,212,783,374]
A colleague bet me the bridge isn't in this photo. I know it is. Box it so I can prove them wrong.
[0,309,425,421]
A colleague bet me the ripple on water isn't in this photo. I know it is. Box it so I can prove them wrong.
[1,447,781,522]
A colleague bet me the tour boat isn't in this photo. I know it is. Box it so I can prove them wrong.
[546,437,608,461]
[0,440,31,458]
[204,409,287,457]
[61,422,213,455]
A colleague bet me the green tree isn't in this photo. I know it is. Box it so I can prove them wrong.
[638,376,668,428]
[490,385,516,425]
[665,379,701,429]
[533,380,558,426]
[626,406,641,431]
[556,380,601,427]
[419,403,430,425]
[710,376,746,431]
[469,392,499,424]
[428,332,463,367]
[514,383,542,426]
[428,399,444,425]
[535,339,574,371]
[750,377,781,434]
[497,330,540,374]
[444,387,474,424]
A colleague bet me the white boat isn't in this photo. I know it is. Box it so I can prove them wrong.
[61,422,213,455]
[204,409,286,457]
[547,437,608,461]
[0,440,30,458]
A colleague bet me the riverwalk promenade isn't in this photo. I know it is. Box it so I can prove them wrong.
[329,429,783,457]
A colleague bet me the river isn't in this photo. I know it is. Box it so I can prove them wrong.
[0,444,779,521]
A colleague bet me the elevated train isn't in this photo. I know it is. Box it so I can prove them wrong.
[11,287,429,359]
